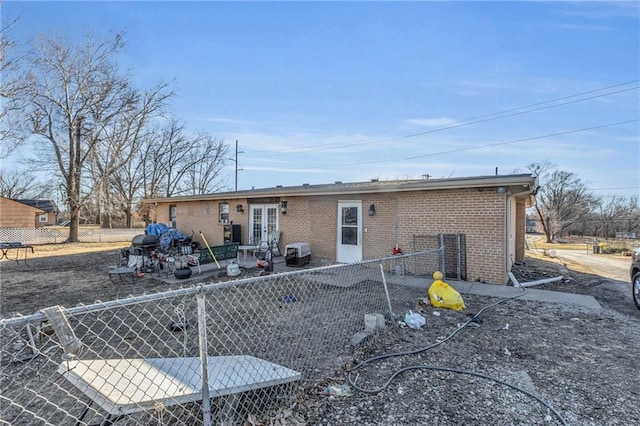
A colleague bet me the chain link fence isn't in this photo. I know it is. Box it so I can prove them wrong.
[1,249,443,425]
[413,234,466,280]
[0,227,142,245]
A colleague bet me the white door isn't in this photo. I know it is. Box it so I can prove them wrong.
[249,204,278,244]
[336,201,362,263]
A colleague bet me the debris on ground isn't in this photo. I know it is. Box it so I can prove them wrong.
[428,271,466,310]
[324,384,351,397]
[403,311,426,329]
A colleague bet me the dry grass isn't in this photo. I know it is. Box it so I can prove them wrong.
[525,249,594,274]
[527,236,591,251]
[0,241,131,261]
[527,235,639,252]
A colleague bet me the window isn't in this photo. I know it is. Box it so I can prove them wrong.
[340,207,358,245]
[219,203,229,223]
[38,213,48,223]
[169,205,177,227]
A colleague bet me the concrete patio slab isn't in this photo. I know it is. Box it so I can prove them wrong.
[384,275,602,309]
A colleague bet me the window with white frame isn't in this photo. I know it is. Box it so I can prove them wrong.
[219,203,229,223]
[169,205,177,227]
[38,213,48,223]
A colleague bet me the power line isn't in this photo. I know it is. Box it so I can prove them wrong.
[246,79,640,157]
[303,118,640,169]
[590,187,639,191]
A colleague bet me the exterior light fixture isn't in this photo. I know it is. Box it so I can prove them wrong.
[496,186,508,194]
[368,204,376,216]
[236,204,244,213]
[280,200,288,214]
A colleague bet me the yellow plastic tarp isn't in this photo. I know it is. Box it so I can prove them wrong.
[428,279,466,310]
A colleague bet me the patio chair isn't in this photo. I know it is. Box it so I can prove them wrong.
[255,230,282,259]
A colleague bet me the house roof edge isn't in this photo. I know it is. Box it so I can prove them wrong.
[144,174,537,203]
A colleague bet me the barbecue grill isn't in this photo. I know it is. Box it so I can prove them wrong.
[131,234,159,248]
[131,234,159,257]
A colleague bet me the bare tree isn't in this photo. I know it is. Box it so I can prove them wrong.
[527,161,555,241]
[109,131,153,228]
[527,160,554,179]
[19,32,169,241]
[112,121,228,227]
[156,121,201,197]
[0,170,54,199]
[529,162,596,242]
[138,120,229,198]
[622,197,640,235]
[0,14,28,156]
[183,133,229,195]
[137,120,186,200]
[595,196,626,238]
[87,83,172,226]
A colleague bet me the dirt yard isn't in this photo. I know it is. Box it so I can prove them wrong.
[0,242,251,318]
[1,242,159,318]
[1,243,639,425]
[288,251,640,426]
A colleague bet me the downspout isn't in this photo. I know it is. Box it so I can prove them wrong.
[505,186,536,283]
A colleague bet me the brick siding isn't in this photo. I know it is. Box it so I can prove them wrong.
[153,188,524,284]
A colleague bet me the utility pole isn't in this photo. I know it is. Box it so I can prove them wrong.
[235,140,239,191]
[233,140,243,191]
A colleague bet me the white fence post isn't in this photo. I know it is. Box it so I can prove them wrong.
[196,290,212,426]
[378,264,395,321]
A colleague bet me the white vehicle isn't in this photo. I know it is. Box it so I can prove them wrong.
[631,247,640,310]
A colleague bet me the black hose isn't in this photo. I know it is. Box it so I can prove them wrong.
[347,283,569,425]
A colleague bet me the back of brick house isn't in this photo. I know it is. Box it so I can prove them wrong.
[146,174,536,284]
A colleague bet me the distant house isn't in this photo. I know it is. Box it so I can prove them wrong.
[15,199,59,227]
[525,218,538,234]
[616,231,636,239]
[145,174,537,285]
[0,197,59,228]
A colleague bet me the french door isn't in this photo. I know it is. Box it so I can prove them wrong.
[249,204,278,244]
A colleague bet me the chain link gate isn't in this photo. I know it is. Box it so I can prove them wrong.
[1,249,443,425]
[413,234,466,281]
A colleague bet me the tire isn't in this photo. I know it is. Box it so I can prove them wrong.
[174,268,192,280]
[633,271,640,310]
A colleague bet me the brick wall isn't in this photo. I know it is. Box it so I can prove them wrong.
[285,195,397,261]
[361,194,398,259]
[278,189,509,284]
[389,189,507,284]
[308,197,338,259]
[154,200,248,246]
[154,188,524,284]
[279,197,311,251]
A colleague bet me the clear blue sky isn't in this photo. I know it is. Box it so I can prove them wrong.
[4,1,639,199]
